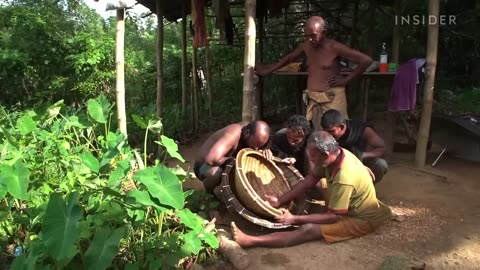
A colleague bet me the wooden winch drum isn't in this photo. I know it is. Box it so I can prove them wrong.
[220,149,306,229]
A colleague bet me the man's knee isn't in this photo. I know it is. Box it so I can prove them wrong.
[365,158,388,183]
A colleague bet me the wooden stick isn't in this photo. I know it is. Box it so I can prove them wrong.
[181,0,187,117]
[156,0,164,119]
[115,9,127,135]
[415,0,440,167]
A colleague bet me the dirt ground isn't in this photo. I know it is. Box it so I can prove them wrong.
[178,125,480,270]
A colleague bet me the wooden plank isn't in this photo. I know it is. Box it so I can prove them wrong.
[115,9,127,135]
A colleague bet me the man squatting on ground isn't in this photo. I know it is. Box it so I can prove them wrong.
[270,115,312,176]
[193,121,272,193]
[232,131,392,248]
[255,16,372,130]
[321,109,388,183]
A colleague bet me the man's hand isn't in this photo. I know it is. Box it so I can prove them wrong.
[260,149,273,160]
[328,75,348,87]
[275,209,297,225]
[264,194,280,208]
[281,157,296,165]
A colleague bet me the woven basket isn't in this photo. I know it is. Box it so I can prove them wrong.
[220,157,307,229]
[234,148,292,217]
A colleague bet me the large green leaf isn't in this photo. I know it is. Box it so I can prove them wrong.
[133,164,184,209]
[181,230,203,256]
[80,152,99,173]
[157,135,185,162]
[17,114,37,135]
[0,160,29,200]
[87,95,110,124]
[147,118,162,134]
[177,209,219,249]
[84,227,127,270]
[126,190,167,211]
[107,158,130,187]
[131,114,147,129]
[177,209,202,230]
[42,193,82,262]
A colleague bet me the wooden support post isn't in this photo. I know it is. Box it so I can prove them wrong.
[205,42,213,118]
[415,0,440,167]
[256,16,265,120]
[362,78,371,121]
[392,0,401,63]
[242,0,257,121]
[156,0,164,119]
[349,0,359,48]
[115,9,127,135]
[192,47,199,131]
[181,0,187,117]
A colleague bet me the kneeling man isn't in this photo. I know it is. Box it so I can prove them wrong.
[232,131,391,248]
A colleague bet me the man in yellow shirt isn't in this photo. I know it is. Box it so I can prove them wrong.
[232,131,391,247]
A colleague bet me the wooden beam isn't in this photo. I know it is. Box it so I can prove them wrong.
[242,0,257,121]
[156,0,164,119]
[181,0,187,117]
[115,9,127,135]
[415,0,440,167]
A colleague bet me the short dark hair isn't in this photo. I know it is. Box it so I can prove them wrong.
[287,115,311,135]
[307,131,339,154]
[320,109,345,129]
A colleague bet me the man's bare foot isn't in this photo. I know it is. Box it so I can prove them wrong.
[231,222,254,248]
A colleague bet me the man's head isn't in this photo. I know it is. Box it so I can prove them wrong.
[304,16,326,47]
[306,131,340,168]
[286,115,311,147]
[320,109,347,140]
[241,120,270,150]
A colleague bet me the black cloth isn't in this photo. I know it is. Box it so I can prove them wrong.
[338,120,369,159]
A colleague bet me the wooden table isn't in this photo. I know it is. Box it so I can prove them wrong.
[272,71,397,121]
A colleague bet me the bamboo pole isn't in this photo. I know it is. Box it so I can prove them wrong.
[181,0,187,117]
[242,0,257,121]
[156,0,164,119]
[115,9,127,135]
[415,0,440,167]
[205,42,213,118]
[192,47,199,131]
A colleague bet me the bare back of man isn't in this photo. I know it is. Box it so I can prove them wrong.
[195,121,271,193]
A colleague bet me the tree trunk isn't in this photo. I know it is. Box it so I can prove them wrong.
[256,16,264,120]
[181,0,187,117]
[115,9,127,135]
[242,0,257,122]
[192,47,199,132]
[205,42,213,118]
[415,0,440,167]
[392,0,401,63]
[156,0,164,119]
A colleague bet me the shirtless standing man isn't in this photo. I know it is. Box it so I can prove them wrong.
[255,16,372,130]
[194,121,271,193]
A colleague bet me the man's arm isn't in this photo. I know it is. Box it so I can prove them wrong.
[256,44,305,76]
[293,211,338,224]
[335,42,372,83]
[275,173,321,206]
[361,127,386,159]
